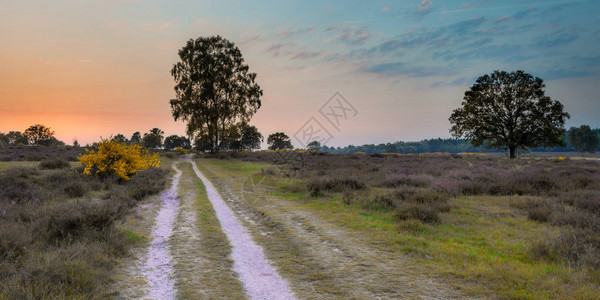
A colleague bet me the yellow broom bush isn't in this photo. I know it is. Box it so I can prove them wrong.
[78,138,160,180]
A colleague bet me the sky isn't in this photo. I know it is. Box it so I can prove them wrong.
[1,0,599,147]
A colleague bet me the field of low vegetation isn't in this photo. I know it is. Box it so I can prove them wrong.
[211,151,600,298]
[0,148,168,298]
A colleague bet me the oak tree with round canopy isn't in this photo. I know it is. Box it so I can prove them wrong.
[24,124,54,146]
[170,35,262,153]
[267,132,293,150]
[449,70,569,159]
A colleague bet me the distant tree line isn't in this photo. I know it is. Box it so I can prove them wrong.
[317,127,600,155]
[0,124,64,147]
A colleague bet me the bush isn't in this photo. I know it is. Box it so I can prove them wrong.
[532,228,600,268]
[0,222,32,260]
[552,210,600,231]
[78,138,160,180]
[0,175,47,205]
[307,177,366,196]
[395,202,440,223]
[41,199,120,241]
[39,158,70,170]
[125,168,169,200]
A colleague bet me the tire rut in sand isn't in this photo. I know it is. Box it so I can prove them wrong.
[190,159,296,300]
[170,163,247,299]
[141,164,181,299]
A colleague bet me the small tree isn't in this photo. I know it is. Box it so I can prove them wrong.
[0,133,8,147]
[142,128,164,149]
[6,131,29,145]
[112,134,129,144]
[307,140,321,151]
[239,123,263,151]
[24,124,55,146]
[267,132,293,150]
[568,125,599,155]
[449,70,569,159]
[164,135,192,150]
[130,132,142,145]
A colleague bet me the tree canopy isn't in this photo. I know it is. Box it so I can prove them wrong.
[24,124,54,146]
[170,35,262,153]
[239,123,263,150]
[568,125,599,154]
[307,140,321,151]
[164,135,192,150]
[6,131,29,145]
[142,128,164,149]
[449,70,569,158]
[267,132,293,150]
[130,132,142,145]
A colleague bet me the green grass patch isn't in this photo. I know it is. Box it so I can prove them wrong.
[123,229,144,243]
[203,158,268,175]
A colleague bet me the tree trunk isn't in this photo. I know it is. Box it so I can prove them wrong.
[509,146,517,159]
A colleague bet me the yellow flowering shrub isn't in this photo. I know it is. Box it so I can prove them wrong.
[175,147,189,154]
[78,138,160,180]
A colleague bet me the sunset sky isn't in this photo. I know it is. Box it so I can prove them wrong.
[1,0,599,147]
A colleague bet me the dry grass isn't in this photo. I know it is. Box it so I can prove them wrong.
[0,159,168,299]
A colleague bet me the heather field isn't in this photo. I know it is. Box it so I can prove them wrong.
[0,155,168,298]
[204,151,600,298]
[1,149,600,299]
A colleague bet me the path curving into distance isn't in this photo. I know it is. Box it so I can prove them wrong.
[190,159,295,300]
[142,164,182,300]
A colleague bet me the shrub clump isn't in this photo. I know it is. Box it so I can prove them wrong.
[78,138,160,180]
[39,158,70,170]
[307,177,366,196]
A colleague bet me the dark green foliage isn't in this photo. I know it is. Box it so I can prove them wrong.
[170,35,262,153]
[239,123,263,150]
[307,140,321,151]
[0,133,8,147]
[568,125,599,154]
[449,70,570,158]
[39,158,70,169]
[5,131,29,146]
[129,131,142,145]
[267,132,293,150]
[164,134,192,150]
[111,134,129,144]
[142,128,164,149]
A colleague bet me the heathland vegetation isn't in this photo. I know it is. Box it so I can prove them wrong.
[0,135,167,298]
[208,151,600,297]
